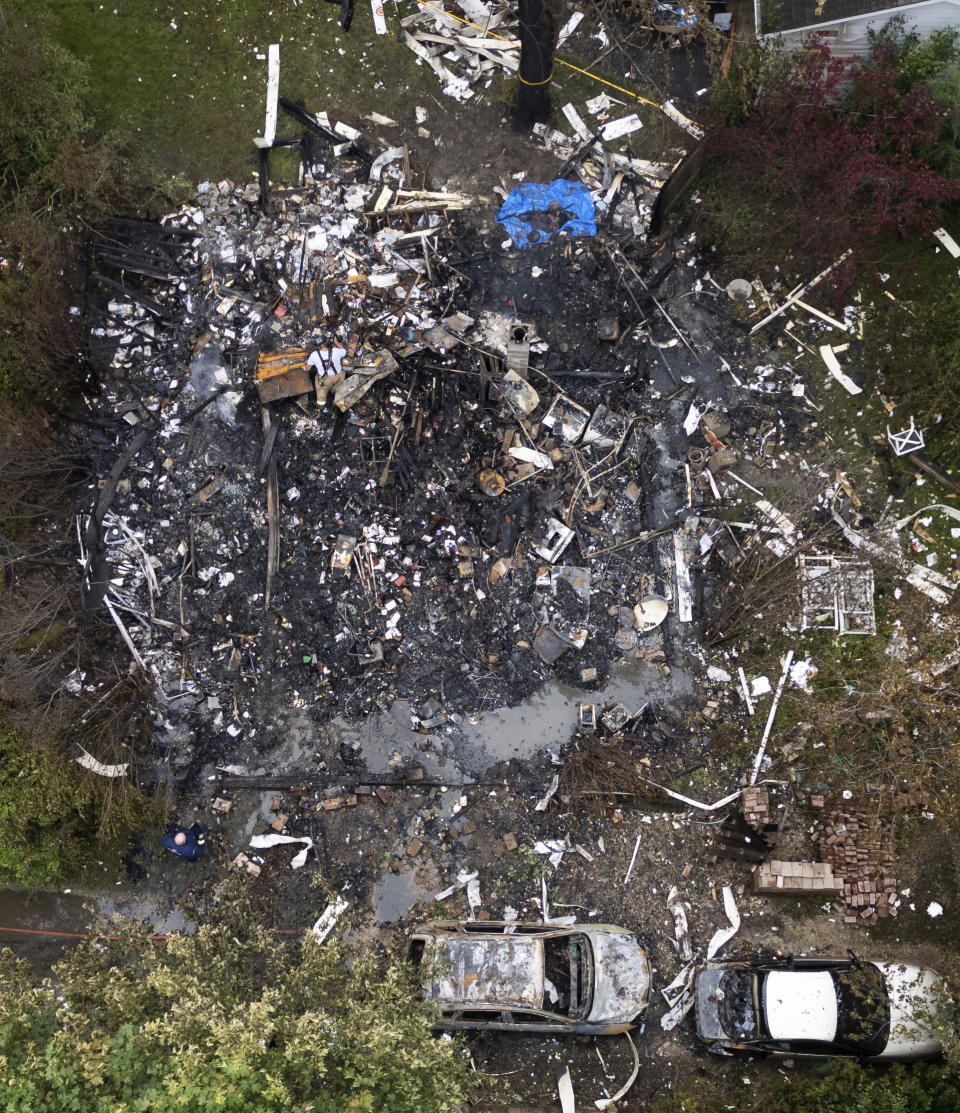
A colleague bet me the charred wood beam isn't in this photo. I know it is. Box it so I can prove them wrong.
[80,427,152,617]
[278,96,338,140]
[89,273,169,319]
[97,243,183,269]
[909,452,960,497]
[549,370,623,379]
[95,253,179,282]
[263,408,280,610]
[258,147,270,215]
[103,217,199,241]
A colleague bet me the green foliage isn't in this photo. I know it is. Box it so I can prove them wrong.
[861,266,960,432]
[0,718,98,885]
[869,18,960,93]
[0,10,181,409]
[0,708,157,886]
[0,879,474,1112]
[709,42,769,126]
[654,1062,960,1113]
[0,12,90,192]
[0,272,56,410]
[927,65,960,178]
[699,35,960,289]
[766,1061,960,1113]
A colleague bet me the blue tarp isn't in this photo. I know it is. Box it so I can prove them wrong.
[495,179,596,248]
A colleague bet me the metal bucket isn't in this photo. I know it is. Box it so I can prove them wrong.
[634,595,669,632]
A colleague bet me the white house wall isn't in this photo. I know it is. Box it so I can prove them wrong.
[769,0,960,55]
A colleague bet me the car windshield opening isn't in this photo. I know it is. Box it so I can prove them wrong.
[719,969,763,1040]
[543,934,592,1020]
[833,964,890,1055]
[408,938,425,966]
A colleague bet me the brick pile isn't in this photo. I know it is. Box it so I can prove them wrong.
[817,805,897,925]
[753,860,842,895]
[741,786,770,827]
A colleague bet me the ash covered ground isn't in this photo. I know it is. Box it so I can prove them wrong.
[63,108,960,1110]
[79,118,742,791]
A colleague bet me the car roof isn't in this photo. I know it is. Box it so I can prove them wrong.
[422,934,545,1010]
[764,970,838,1042]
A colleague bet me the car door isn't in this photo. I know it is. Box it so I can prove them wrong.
[499,1008,574,1034]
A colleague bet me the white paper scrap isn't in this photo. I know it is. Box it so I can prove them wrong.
[706,886,741,958]
[561,102,592,141]
[310,897,349,943]
[249,833,314,868]
[662,99,704,139]
[934,227,960,258]
[600,113,643,141]
[557,10,584,45]
[254,44,280,150]
[820,344,862,395]
[682,401,702,435]
[509,445,554,470]
[75,747,129,778]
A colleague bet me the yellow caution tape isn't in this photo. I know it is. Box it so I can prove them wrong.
[412,0,700,125]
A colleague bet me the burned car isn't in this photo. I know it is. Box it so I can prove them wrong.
[695,955,947,1061]
[407,920,650,1035]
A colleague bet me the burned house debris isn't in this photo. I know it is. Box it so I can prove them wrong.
[78,104,721,790]
[54,47,960,1106]
[77,89,960,832]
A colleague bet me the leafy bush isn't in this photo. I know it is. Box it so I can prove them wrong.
[653,1061,960,1113]
[0,704,157,886]
[0,880,474,1112]
[868,19,960,94]
[0,718,100,884]
[0,12,182,408]
[863,275,960,430]
[700,36,960,290]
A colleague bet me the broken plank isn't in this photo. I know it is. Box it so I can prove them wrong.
[749,250,853,334]
[263,408,280,610]
[820,345,862,395]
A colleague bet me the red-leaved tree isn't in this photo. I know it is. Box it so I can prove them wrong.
[704,38,960,290]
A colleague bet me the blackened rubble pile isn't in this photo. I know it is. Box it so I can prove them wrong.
[79,121,704,778]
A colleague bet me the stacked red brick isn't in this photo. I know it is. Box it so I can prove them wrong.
[818,805,896,925]
[741,786,770,827]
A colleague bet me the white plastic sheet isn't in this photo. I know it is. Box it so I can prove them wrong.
[249,832,314,868]
[706,886,740,959]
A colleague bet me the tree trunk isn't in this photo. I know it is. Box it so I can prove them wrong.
[513,0,555,130]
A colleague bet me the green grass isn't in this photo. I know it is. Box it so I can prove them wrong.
[43,0,439,183]
[38,0,690,186]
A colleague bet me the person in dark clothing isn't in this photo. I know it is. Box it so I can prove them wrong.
[161,822,207,861]
[321,0,355,30]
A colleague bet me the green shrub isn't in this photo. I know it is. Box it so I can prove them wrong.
[653,1062,960,1113]
[0,878,475,1112]
[0,719,98,884]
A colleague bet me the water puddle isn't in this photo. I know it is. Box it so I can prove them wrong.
[0,888,189,936]
[452,657,694,773]
[329,656,695,778]
[372,871,433,924]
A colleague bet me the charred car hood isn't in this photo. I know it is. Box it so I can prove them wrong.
[423,935,545,1010]
[584,930,650,1026]
[695,967,727,1041]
